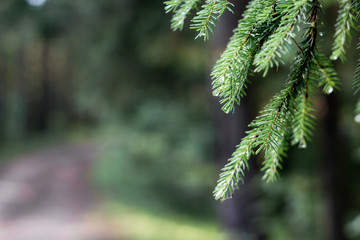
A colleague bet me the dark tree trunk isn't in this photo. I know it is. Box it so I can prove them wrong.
[60,46,75,122]
[18,44,29,137]
[0,58,5,141]
[38,40,51,131]
[320,94,348,240]
[211,2,264,239]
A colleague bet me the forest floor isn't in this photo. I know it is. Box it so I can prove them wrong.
[0,142,120,240]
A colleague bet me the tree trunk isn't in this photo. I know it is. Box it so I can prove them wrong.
[320,93,348,240]
[38,40,51,131]
[211,2,264,239]
[0,58,5,141]
[18,43,29,137]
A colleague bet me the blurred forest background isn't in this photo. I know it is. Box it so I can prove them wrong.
[0,0,359,239]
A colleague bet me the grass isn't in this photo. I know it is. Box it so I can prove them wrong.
[100,201,226,240]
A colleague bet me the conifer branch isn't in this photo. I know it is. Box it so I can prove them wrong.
[165,0,202,30]
[262,131,289,182]
[354,42,360,94]
[211,0,276,114]
[356,99,360,115]
[165,0,185,13]
[213,0,320,200]
[165,0,355,201]
[312,54,340,94]
[213,132,258,200]
[291,69,316,148]
[331,0,357,61]
[190,0,234,40]
[354,41,360,121]
[355,64,360,94]
[254,0,308,75]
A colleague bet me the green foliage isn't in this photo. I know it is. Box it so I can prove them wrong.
[262,131,289,182]
[331,0,358,61]
[164,0,184,13]
[190,0,233,40]
[165,0,360,200]
[214,0,336,200]
[354,42,360,94]
[165,0,201,30]
[311,54,340,94]
[356,100,360,115]
[253,0,307,74]
[290,81,315,148]
[164,0,234,38]
[93,101,215,216]
[355,41,360,122]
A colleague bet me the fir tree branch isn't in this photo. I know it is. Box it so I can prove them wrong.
[354,40,360,122]
[172,0,202,30]
[211,0,276,114]
[213,0,320,200]
[214,49,314,200]
[254,0,308,75]
[356,99,360,116]
[354,41,360,94]
[164,0,359,201]
[165,0,202,31]
[213,132,258,200]
[262,131,289,182]
[291,68,316,148]
[254,0,319,153]
[330,0,357,61]
[190,0,234,40]
[312,54,340,94]
[164,0,185,13]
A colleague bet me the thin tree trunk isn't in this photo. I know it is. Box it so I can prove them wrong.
[320,94,348,240]
[211,2,264,239]
[0,58,5,141]
[39,40,51,131]
[18,44,29,137]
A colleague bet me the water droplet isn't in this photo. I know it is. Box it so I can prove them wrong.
[327,87,334,94]
[355,114,360,123]
[332,56,338,61]
[246,149,251,158]
[299,140,307,149]
[220,76,225,83]
[319,32,323,37]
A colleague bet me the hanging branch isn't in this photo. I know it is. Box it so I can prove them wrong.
[164,0,185,13]
[331,0,358,61]
[211,0,277,114]
[262,131,289,182]
[354,42,360,94]
[354,40,360,120]
[214,0,324,200]
[254,0,308,75]
[164,0,357,201]
[166,0,202,30]
[190,0,234,40]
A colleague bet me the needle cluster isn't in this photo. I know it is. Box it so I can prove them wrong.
[165,0,359,200]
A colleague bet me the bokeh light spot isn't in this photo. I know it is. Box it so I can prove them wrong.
[26,0,47,7]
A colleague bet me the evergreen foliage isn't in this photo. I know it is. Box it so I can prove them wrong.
[331,0,358,61]
[355,41,360,117]
[165,0,201,30]
[191,0,234,40]
[165,0,360,200]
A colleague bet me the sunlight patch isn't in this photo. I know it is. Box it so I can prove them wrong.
[26,0,47,7]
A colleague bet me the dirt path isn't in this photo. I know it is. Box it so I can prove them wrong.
[0,142,118,240]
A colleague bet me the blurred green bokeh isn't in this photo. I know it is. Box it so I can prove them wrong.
[0,0,359,239]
